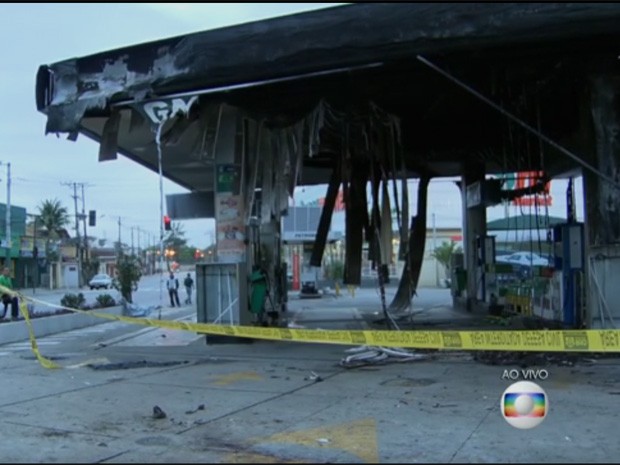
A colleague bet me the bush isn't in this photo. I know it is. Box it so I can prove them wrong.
[60,293,86,310]
[325,260,344,282]
[95,294,116,308]
[112,253,142,304]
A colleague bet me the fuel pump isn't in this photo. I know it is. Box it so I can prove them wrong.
[552,222,584,327]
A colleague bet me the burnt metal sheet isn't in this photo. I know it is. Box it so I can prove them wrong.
[36,3,620,133]
[32,2,620,196]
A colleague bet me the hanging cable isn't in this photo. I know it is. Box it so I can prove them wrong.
[522,85,535,268]
[417,55,620,191]
[534,100,545,257]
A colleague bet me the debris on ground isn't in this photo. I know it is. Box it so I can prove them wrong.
[185,404,205,415]
[88,360,189,370]
[152,406,167,419]
[122,299,161,318]
[340,346,430,368]
[304,371,323,382]
[472,351,608,367]
[317,438,330,445]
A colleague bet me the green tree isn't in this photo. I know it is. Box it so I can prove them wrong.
[37,199,70,263]
[112,252,142,303]
[431,240,463,279]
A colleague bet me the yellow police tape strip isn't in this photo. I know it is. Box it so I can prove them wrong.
[2,285,620,371]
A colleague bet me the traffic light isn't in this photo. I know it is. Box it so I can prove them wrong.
[88,210,96,227]
[164,215,172,231]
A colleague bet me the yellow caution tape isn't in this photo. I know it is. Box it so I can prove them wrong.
[1,285,620,371]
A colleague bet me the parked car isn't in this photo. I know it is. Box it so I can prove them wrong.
[496,251,550,267]
[89,273,113,290]
[496,251,551,280]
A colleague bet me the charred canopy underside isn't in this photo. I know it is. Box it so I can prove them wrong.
[35,3,620,190]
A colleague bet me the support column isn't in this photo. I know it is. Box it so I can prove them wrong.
[213,105,250,327]
[584,74,620,328]
[461,164,487,313]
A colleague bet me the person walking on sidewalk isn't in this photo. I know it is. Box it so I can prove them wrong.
[184,273,194,305]
[0,267,19,320]
[166,272,181,307]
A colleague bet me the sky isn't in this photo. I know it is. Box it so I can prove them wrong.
[0,3,338,248]
[0,3,583,249]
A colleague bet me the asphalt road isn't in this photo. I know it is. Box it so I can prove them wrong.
[1,291,620,463]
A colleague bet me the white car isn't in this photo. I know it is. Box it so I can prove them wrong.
[89,273,113,290]
[496,252,549,267]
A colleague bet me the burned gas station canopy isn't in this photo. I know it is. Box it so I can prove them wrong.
[35,2,620,191]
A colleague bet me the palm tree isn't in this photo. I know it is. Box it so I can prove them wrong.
[37,199,70,263]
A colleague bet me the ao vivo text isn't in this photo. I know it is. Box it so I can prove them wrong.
[501,369,549,380]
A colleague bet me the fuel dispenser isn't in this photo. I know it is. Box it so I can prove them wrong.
[552,222,584,327]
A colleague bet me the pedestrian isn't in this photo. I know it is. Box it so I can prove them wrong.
[166,272,181,307]
[184,273,194,305]
[0,267,19,320]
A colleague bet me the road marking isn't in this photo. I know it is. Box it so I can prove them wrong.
[211,371,263,386]
[251,418,379,463]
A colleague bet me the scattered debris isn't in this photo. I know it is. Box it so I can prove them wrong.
[185,404,205,415]
[88,360,189,370]
[432,403,457,408]
[122,300,160,318]
[153,406,167,419]
[317,438,330,445]
[472,351,601,368]
[304,371,323,382]
[98,442,108,447]
[340,346,430,368]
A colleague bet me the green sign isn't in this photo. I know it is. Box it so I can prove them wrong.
[216,164,241,193]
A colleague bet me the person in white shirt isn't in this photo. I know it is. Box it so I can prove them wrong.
[166,272,181,307]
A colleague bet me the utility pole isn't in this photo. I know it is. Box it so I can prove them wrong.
[81,184,89,262]
[63,182,83,288]
[117,216,122,255]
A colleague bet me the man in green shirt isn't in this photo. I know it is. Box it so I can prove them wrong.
[0,267,19,320]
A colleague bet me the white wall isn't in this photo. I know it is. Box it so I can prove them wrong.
[62,263,79,288]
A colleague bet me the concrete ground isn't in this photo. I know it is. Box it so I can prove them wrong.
[1,287,619,463]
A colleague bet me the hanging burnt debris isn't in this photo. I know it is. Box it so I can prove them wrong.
[303,100,428,301]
